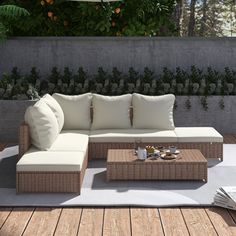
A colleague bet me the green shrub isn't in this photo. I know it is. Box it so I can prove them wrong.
[0,66,236,100]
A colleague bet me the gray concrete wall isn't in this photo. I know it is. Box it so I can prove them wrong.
[174,96,236,133]
[0,37,236,77]
[0,100,36,143]
[0,96,235,143]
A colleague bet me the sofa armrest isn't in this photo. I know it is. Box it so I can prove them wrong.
[19,122,31,159]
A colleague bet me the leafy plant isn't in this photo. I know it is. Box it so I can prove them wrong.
[48,67,61,84]
[1,0,176,36]
[185,97,191,110]
[1,66,236,100]
[200,96,208,111]
[62,67,72,84]
[219,97,225,110]
[127,67,139,83]
[111,67,122,83]
[74,67,88,84]
[94,67,108,84]
[142,67,154,83]
[0,4,29,40]
[26,67,40,85]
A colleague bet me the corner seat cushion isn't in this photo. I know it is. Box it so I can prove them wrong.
[24,100,59,150]
[89,129,178,143]
[174,127,223,143]
[17,148,85,172]
[41,94,64,132]
[49,130,89,152]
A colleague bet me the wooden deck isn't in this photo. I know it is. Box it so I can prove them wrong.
[0,207,236,236]
[0,135,236,235]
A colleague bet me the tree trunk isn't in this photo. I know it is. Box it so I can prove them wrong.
[188,0,197,36]
[173,0,184,36]
[211,1,217,36]
[199,0,207,36]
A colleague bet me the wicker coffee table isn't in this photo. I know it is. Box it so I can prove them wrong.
[106,149,207,182]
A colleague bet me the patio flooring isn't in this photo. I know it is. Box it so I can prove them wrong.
[0,207,236,235]
[0,135,236,235]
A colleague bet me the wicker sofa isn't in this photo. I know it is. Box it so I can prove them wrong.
[16,93,223,194]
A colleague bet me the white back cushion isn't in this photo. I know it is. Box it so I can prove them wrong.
[25,100,59,150]
[132,93,175,130]
[52,93,92,130]
[92,94,132,130]
[41,94,64,132]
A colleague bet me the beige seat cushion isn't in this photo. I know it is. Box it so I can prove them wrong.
[174,127,223,143]
[91,94,132,130]
[132,93,175,130]
[24,100,59,150]
[89,129,178,143]
[41,94,64,132]
[52,93,92,130]
[17,148,85,172]
[49,130,89,152]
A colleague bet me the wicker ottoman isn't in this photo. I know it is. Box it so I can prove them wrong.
[16,149,88,194]
[106,149,207,182]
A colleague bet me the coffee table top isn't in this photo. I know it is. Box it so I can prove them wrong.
[107,149,207,164]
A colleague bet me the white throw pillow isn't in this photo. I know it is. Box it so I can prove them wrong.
[132,93,175,130]
[52,93,92,130]
[92,94,132,130]
[25,100,59,150]
[41,94,64,132]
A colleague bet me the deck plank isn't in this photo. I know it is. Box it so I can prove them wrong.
[130,208,164,236]
[23,208,61,236]
[0,208,33,236]
[78,208,104,236]
[159,208,189,236]
[205,207,236,236]
[0,208,12,229]
[181,207,217,236]
[229,209,236,223]
[2,207,236,236]
[103,207,131,236]
[54,208,82,236]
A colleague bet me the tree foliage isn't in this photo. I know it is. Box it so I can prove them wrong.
[1,0,177,36]
[0,5,29,18]
[176,0,236,37]
[0,4,29,40]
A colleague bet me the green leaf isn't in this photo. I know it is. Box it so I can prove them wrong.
[0,22,7,41]
[0,5,30,18]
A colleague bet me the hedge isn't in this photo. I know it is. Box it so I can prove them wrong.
[0,66,236,100]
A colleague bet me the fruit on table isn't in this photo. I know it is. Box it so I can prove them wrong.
[146,145,155,154]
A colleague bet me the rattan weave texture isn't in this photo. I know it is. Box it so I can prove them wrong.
[106,149,207,181]
[89,142,223,160]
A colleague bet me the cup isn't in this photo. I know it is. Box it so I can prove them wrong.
[169,146,177,154]
[154,149,160,156]
[137,147,147,160]
[134,138,142,151]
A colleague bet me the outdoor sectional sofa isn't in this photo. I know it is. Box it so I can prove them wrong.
[16,93,223,194]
